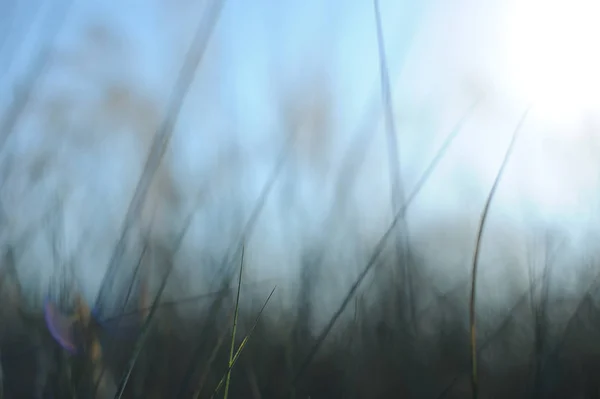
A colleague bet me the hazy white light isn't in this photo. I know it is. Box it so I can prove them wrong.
[504,0,600,125]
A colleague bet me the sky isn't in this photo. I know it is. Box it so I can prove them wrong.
[2,0,600,327]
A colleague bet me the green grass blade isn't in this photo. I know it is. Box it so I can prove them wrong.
[208,286,276,399]
[223,245,245,399]
[468,106,530,399]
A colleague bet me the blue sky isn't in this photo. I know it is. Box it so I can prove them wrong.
[3,0,600,317]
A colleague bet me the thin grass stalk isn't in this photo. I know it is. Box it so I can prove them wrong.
[359,96,482,310]
[90,209,194,398]
[373,0,415,326]
[435,238,566,399]
[223,245,245,399]
[289,98,480,389]
[112,254,177,399]
[177,295,230,398]
[120,234,150,312]
[101,210,194,397]
[275,30,438,365]
[468,106,531,399]
[177,139,290,398]
[85,245,148,397]
[94,0,226,315]
[421,232,562,326]
[208,286,276,399]
[276,11,418,337]
[194,307,236,397]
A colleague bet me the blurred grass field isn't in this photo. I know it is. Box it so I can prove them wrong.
[3,1,600,398]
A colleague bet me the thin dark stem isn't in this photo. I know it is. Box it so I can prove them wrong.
[373,0,416,326]
[469,106,531,399]
[223,245,245,398]
[289,96,480,389]
[176,142,289,398]
[94,0,226,315]
[113,253,176,399]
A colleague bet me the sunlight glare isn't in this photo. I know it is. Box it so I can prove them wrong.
[504,0,600,126]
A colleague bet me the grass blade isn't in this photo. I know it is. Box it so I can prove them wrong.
[289,97,481,389]
[207,286,276,399]
[468,106,531,399]
[223,245,245,399]
[94,0,226,316]
[194,307,236,397]
[373,0,415,325]
[113,255,176,399]
[177,137,290,398]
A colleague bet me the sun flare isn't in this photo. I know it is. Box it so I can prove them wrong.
[504,0,600,126]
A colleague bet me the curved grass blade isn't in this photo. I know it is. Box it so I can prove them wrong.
[468,106,531,399]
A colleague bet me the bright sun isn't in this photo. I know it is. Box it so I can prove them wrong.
[503,0,600,125]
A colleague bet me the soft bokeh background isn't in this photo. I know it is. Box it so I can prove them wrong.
[2,0,600,332]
